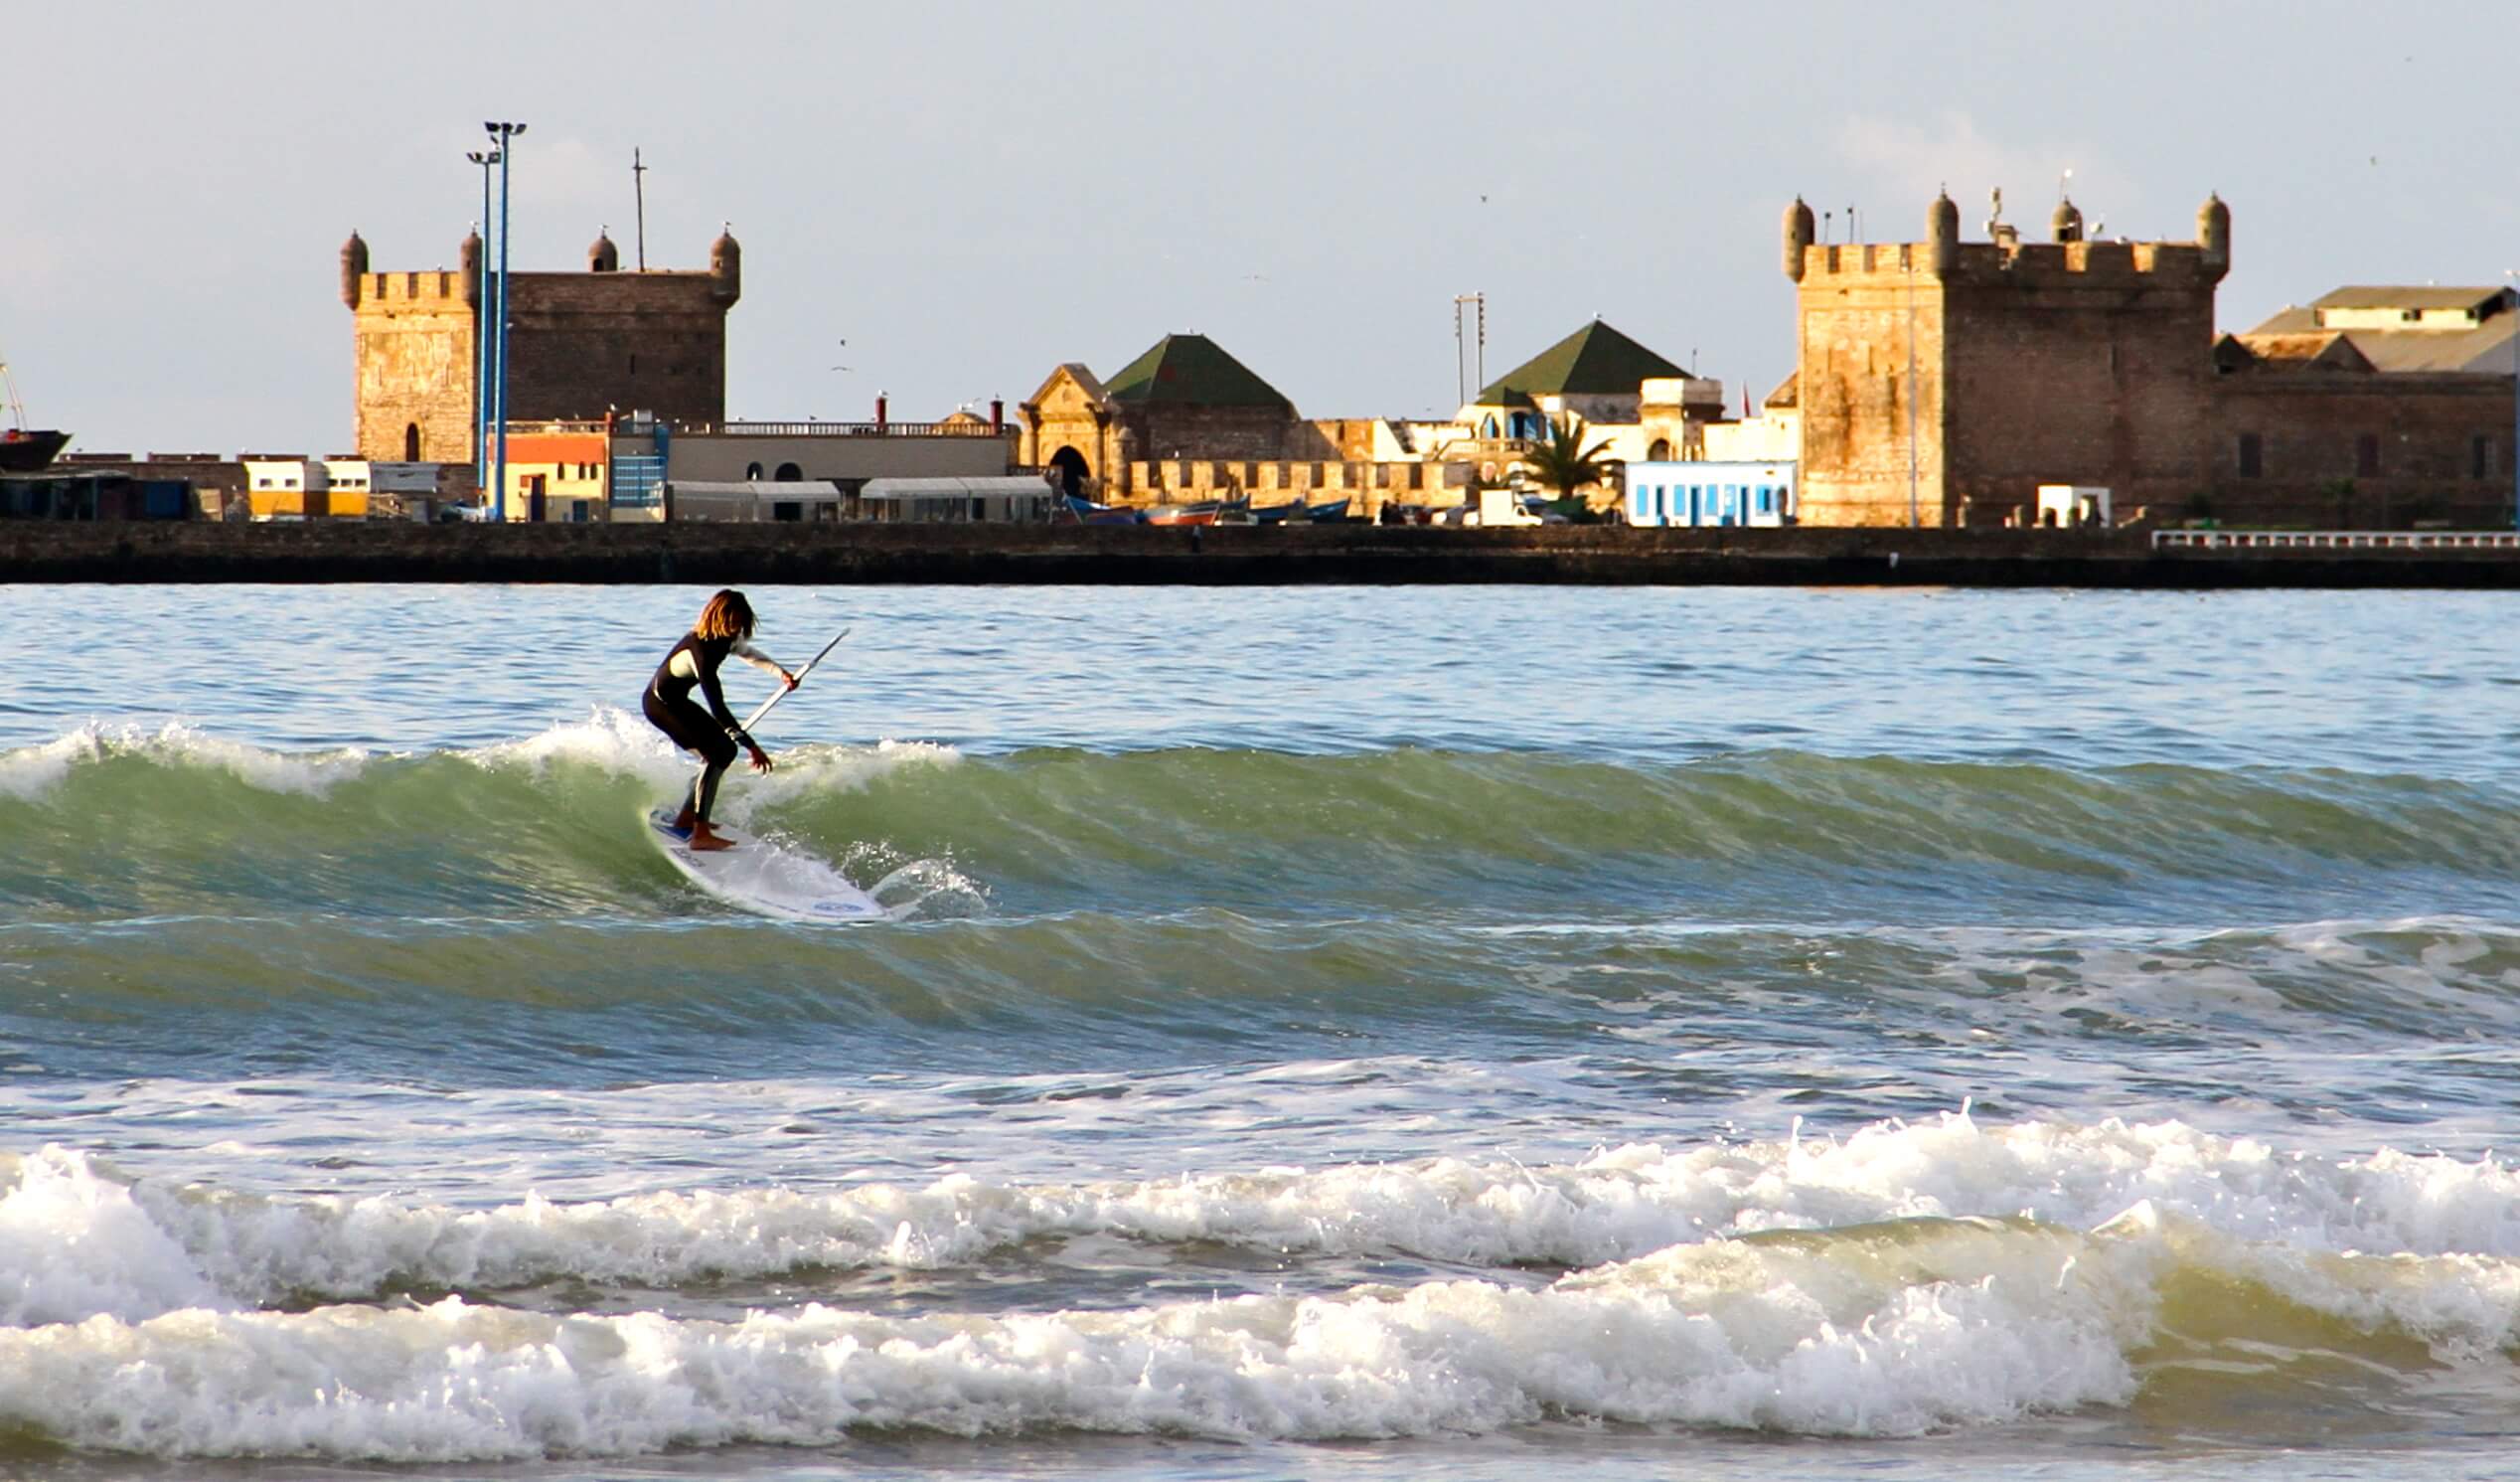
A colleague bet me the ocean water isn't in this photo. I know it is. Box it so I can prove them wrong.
[1,581,2517,1481]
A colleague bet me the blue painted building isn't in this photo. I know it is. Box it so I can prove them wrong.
[1624,460,1797,527]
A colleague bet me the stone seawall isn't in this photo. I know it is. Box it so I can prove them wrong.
[5,522,2519,587]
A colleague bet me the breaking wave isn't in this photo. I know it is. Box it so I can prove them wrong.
[0,1114,2515,1458]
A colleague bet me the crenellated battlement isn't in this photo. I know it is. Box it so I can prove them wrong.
[361,269,472,308]
[1791,236,2219,287]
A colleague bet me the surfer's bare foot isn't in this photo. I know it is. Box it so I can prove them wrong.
[689,825,735,852]
[670,808,697,833]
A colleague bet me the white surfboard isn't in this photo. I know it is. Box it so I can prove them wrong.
[647,807,889,923]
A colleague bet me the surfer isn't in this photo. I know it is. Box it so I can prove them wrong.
[644,589,797,851]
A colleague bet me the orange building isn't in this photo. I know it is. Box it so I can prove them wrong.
[494,428,610,522]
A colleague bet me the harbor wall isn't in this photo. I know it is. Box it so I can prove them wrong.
[7,521,2520,587]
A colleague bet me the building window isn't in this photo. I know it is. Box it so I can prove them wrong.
[403,422,420,461]
[1648,438,1671,462]
[2238,432,2263,478]
[745,462,764,481]
[2474,435,2493,481]
[630,354,639,375]
[2356,434,2380,477]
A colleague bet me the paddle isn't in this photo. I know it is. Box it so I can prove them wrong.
[740,627,850,735]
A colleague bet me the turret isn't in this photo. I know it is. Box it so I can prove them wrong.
[340,230,369,309]
[1928,190,1959,275]
[588,228,619,273]
[710,225,742,306]
[459,228,482,307]
[2052,196,2084,244]
[1783,196,1815,282]
[2198,192,2231,281]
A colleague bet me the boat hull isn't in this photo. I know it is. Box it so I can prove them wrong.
[0,429,69,473]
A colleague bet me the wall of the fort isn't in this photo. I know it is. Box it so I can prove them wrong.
[2211,372,2516,527]
[1115,458,1462,515]
[1793,245,1948,527]
[1943,246,2219,526]
[352,271,477,464]
[502,272,728,425]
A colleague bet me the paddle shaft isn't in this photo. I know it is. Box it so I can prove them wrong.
[740,627,850,735]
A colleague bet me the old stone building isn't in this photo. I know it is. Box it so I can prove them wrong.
[1780,193,2516,528]
[1785,190,2227,527]
[341,227,740,464]
[1019,333,1328,495]
[2211,285,2519,526]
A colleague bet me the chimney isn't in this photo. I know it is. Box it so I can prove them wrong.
[990,397,1004,432]
[875,393,888,432]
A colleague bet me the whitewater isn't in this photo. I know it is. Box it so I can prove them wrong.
[1,582,2516,1480]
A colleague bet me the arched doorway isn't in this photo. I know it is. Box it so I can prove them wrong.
[402,422,420,461]
[774,462,803,481]
[744,461,764,481]
[1647,437,1672,462]
[1048,446,1090,498]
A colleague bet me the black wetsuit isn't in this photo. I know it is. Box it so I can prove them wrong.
[643,632,778,824]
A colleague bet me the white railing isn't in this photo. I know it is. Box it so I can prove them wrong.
[2152,529,2520,551]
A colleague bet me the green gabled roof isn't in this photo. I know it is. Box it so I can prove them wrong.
[1477,318,1685,403]
[1103,333,1293,412]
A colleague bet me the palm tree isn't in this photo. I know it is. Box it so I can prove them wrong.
[1516,413,1617,517]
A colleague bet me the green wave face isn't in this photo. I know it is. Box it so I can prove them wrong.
[5,728,2515,926]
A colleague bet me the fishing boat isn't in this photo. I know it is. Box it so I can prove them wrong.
[1305,498,1351,524]
[1249,500,1303,524]
[1146,499,1227,527]
[1062,494,1146,526]
[0,355,67,473]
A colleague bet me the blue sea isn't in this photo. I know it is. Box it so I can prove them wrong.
[1,582,2517,1480]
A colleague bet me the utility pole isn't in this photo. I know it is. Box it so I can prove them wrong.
[1452,292,1486,408]
[633,147,648,271]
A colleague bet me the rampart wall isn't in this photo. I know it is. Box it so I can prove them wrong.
[7,521,2518,587]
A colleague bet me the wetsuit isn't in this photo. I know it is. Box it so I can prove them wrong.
[643,632,783,826]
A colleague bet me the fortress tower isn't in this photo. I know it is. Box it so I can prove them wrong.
[343,227,741,463]
[1783,191,2230,526]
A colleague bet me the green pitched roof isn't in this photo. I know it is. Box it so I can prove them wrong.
[1103,333,1293,412]
[1477,319,1685,403]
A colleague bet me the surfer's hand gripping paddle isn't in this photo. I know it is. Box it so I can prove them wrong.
[741,627,850,735]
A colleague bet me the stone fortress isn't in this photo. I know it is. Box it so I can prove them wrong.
[1782,190,2517,528]
[341,226,740,464]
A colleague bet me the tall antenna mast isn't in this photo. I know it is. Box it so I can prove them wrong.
[632,147,648,270]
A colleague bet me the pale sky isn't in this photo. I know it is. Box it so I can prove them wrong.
[9,0,2514,454]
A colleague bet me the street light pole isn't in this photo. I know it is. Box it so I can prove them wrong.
[486,121,527,522]
[465,149,499,472]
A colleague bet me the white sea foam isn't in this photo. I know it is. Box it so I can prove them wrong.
[14,1112,2520,1329]
[3,1211,2513,1461]
[0,721,371,800]
[465,709,960,815]
[0,1232,2139,1458]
